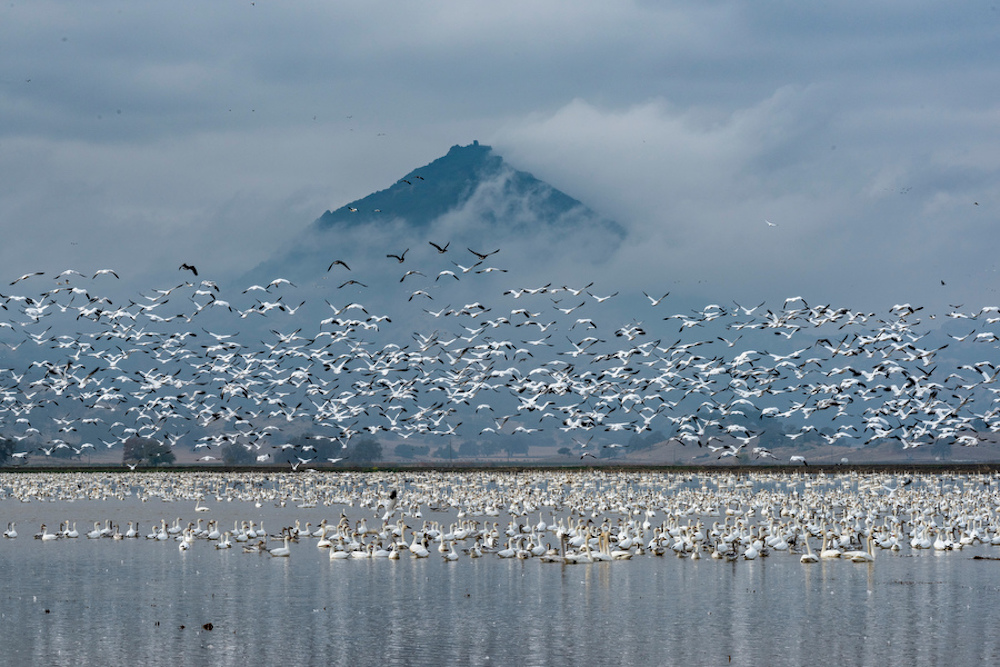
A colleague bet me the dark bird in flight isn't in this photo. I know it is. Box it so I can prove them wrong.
[338,280,368,289]
[387,249,409,263]
[468,247,500,261]
[328,260,351,272]
[179,264,198,276]
[428,241,450,253]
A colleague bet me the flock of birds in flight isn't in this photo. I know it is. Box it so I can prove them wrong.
[1,239,1000,467]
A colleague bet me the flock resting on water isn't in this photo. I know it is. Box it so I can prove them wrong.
[3,469,998,564]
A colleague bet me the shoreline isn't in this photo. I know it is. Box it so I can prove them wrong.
[5,461,1000,474]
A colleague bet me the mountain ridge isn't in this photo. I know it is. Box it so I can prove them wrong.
[313,141,623,235]
[243,141,626,286]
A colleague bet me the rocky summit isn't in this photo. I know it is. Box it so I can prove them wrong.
[313,141,623,235]
[244,142,624,287]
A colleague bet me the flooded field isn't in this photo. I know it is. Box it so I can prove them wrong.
[2,469,999,666]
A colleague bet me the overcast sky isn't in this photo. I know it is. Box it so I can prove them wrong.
[2,0,998,314]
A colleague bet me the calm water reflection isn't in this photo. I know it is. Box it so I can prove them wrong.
[3,515,1000,667]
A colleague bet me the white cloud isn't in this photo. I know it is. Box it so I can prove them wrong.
[494,85,1000,311]
[0,0,999,314]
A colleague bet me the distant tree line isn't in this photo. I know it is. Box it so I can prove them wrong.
[259,434,383,466]
[122,436,175,466]
[0,437,15,465]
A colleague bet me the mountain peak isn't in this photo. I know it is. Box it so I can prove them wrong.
[314,142,619,236]
[245,142,624,286]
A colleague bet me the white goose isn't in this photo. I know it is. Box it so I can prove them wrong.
[850,536,875,563]
[409,533,430,558]
[215,532,233,549]
[35,524,58,541]
[269,535,291,557]
[799,530,819,564]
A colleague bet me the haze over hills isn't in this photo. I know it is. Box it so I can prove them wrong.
[316,141,622,233]
[246,141,625,289]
